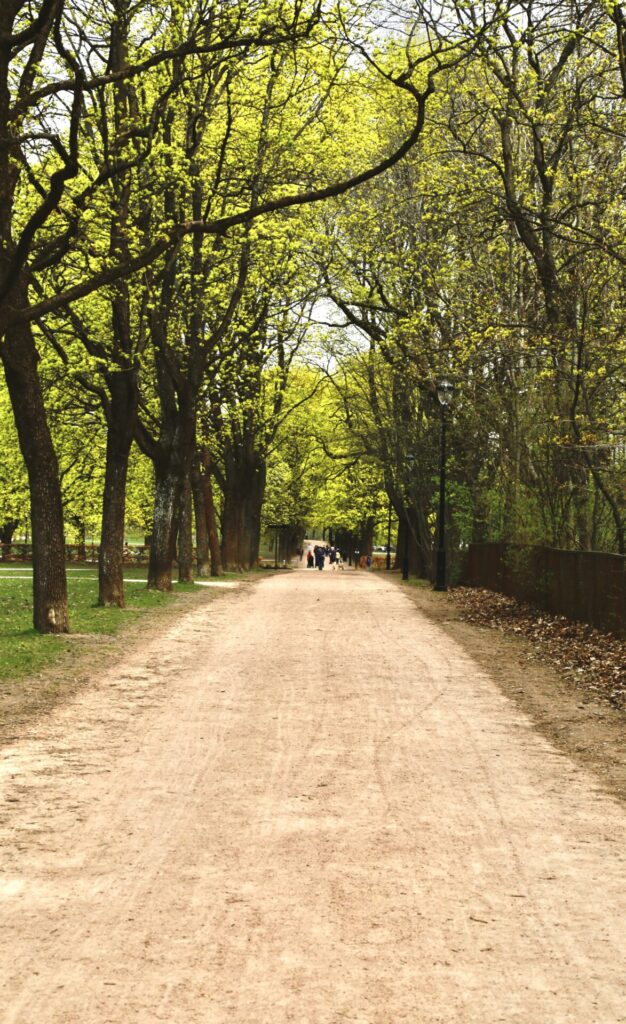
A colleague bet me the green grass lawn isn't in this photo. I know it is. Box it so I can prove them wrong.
[0,564,247,685]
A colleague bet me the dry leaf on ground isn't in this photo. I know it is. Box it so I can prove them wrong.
[448,587,626,710]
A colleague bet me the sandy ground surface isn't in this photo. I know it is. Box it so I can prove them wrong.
[1,570,625,1024]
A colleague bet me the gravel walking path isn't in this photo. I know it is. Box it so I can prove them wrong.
[1,571,625,1023]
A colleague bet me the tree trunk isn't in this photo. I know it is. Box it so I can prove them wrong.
[76,521,87,561]
[0,519,18,561]
[97,11,139,606]
[204,470,223,577]
[191,463,211,577]
[221,500,243,571]
[1,317,69,633]
[148,457,181,591]
[394,518,406,571]
[178,474,194,582]
[0,519,18,544]
[407,525,420,576]
[146,400,196,590]
[394,508,429,577]
[221,446,266,571]
[360,517,375,557]
[98,371,139,607]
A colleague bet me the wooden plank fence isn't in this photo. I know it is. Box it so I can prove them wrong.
[462,542,626,637]
[0,543,150,565]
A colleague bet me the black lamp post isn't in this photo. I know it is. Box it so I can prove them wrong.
[434,378,454,591]
[386,498,392,571]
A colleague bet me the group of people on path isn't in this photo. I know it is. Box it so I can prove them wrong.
[306,544,341,570]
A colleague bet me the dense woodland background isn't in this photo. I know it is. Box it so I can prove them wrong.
[0,0,624,632]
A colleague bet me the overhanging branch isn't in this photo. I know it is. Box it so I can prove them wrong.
[14,82,434,327]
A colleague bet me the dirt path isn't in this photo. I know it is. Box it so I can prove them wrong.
[1,571,625,1024]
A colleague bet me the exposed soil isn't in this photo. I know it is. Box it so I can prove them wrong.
[396,579,626,805]
[449,586,625,709]
[0,583,248,748]
[1,570,626,1023]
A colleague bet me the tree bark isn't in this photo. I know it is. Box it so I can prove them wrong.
[394,508,429,577]
[191,463,211,577]
[0,518,18,561]
[98,369,138,606]
[146,396,196,590]
[203,469,223,577]
[177,473,194,582]
[1,315,69,632]
[394,517,406,571]
[75,521,87,561]
[148,456,181,591]
[221,445,266,571]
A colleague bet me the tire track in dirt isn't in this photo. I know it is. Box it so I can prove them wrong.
[1,570,626,1024]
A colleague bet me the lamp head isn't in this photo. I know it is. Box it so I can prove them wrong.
[436,379,454,407]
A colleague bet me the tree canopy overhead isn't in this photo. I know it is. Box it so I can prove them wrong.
[0,0,623,632]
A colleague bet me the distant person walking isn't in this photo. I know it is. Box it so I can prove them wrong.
[314,546,325,571]
[307,549,314,569]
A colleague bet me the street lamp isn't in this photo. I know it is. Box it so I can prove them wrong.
[386,497,392,571]
[434,378,454,591]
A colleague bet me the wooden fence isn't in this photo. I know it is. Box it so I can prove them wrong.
[0,543,150,564]
[462,542,626,637]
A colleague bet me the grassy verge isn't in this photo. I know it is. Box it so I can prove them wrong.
[396,576,432,590]
[0,564,249,742]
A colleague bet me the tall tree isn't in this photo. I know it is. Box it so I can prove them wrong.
[0,0,509,627]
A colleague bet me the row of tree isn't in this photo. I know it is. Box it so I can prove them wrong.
[1,0,473,631]
[308,0,626,574]
[1,2,624,633]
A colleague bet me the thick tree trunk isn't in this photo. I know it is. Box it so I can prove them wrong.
[76,521,87,561]
[361,518,375,557]
[221,504,246,571]
[0,519,18,560]
[1,317,69,633]
[191,459,223,577]
[191,464,211,577]
[177,474,194,582]
[98,372,138,607]
[394,509,429,577]
[204,470,223,577]
[0,520,18,544]
[410,530,427,578]
[148,458,181,591]
[394,517,406,571]
[97,13,138,606]
[221,446,266,571]
[147,399,196,590]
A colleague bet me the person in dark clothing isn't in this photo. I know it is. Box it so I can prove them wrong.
[314,546,325,570]
[307,548,314,568]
